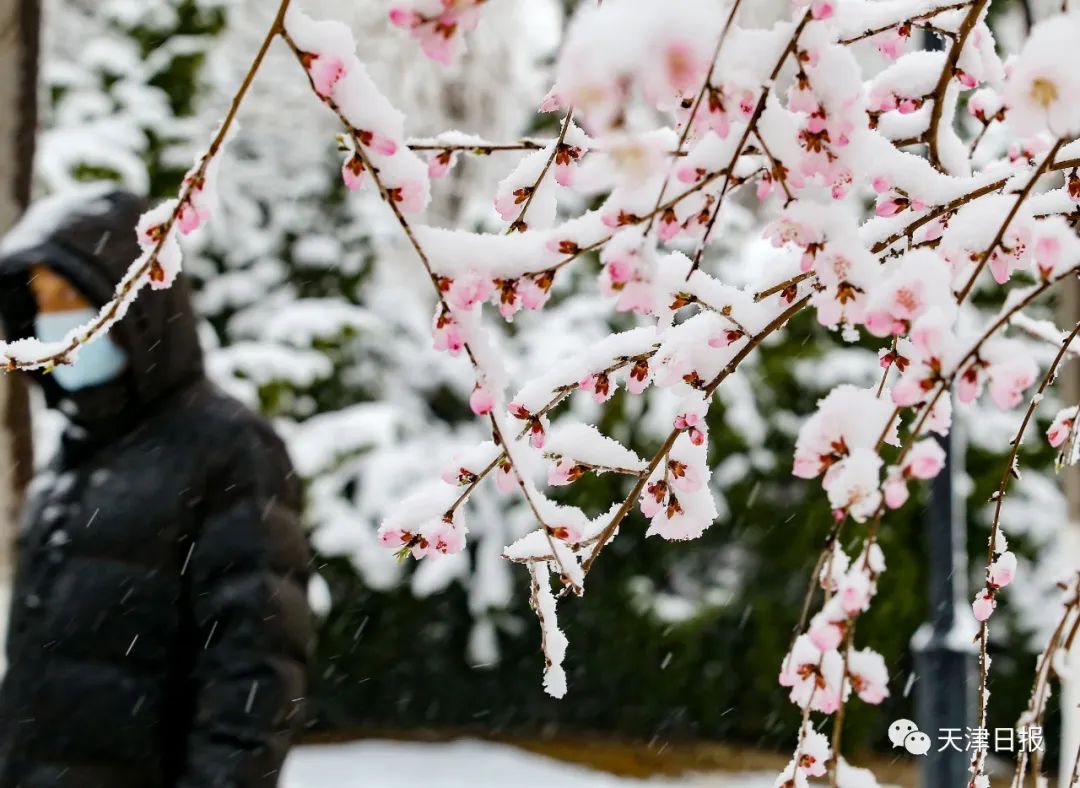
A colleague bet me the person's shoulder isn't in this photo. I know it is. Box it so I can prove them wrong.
[167,379,294,473]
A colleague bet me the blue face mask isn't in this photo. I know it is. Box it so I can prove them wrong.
[35,309,127,391]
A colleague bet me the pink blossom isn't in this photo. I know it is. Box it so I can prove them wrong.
[674,412,700,431]
[432,313,465,355]
[704,102,731,139]
[427,521,466,556]
[735,89,757,119]
[548,458,580,487]
[874,29,907,60]
[579,372,612,403]
[925,396,953,437]
[1034,236,1061,278]
[808,609,845,652]
[388,7,420,27]
[378,526,410,549]
[448,274,494,310]
[903,438,945,480]
[708,329,744,348]
[307,54,346,98]
[668,459,702,493]
[986,357,1036,410]
[342,155,366,190]
[875,198,904,218]
[657,211,681,242]
[864,312,901,338]
[838,571,872,614]
[810,2,834,21]
[540,89,565,114]
[891,375,931,408]
[871,176,892,194]
[639,481,667,518]
[176,200,206,235]
[988,551,1017,589]
[553,161,575,188]
[883,474,909,509]
[549,523,584,543]
[848,648,890,705]
[779,635,844,714]
[917,216,948,244]
[417,25,456,66]
[495,191,524,221]
[529,420,546,449]
[673,412,708,449]
[497,293,521,321]
[788,86,820,115]
[604,258,634,286]
[897,97,920,114]
[662,38,703,94]
[440,465,462,486]
[358,130,398,156]
[519,278,551,311]
[429,151,456,179]
[956,363,985,404]
[469,385,495,416]
[798,725,831,778]
[615,280,655,315]
[972,590,996,622]
[626,360,651,394]
[495,462,518,494]
[1047,406,1077,447]
[756,174,774,201]
[389,179,428,214]
[987,225,1032,285]
[868,90,897,113]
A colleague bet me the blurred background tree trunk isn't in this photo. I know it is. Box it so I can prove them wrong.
[0,0,38,592]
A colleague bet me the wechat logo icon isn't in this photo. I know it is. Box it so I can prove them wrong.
[889,719,930,756]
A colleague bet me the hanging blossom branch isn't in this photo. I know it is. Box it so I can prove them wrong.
[0,0,295,371]
[968,321,1080,783]
[278,14,585,599]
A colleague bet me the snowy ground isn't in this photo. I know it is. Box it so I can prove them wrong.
[283,739,777,788]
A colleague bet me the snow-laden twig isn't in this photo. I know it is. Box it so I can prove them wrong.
[0,0,292,371]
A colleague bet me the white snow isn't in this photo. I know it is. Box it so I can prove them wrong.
[282,739,777,788]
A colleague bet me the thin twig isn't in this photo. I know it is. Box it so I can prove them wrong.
[837,1,970,44]
[688,10,812,277]
[926,0,986,170]
[972,322,1080,782]
[507,108,575,234]
[1,0,292,372]
[643,0,744,235]
[955,139,1064,303]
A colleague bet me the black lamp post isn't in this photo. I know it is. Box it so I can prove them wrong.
[911,414,977,787]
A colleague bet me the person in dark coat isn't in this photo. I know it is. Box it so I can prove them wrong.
[0,188,313,788]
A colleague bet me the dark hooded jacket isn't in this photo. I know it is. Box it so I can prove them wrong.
[0,189,312,788]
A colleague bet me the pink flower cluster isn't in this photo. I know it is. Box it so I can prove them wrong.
[973,550,1017,622]
[379,514,467,559]
[389,0,485,65]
